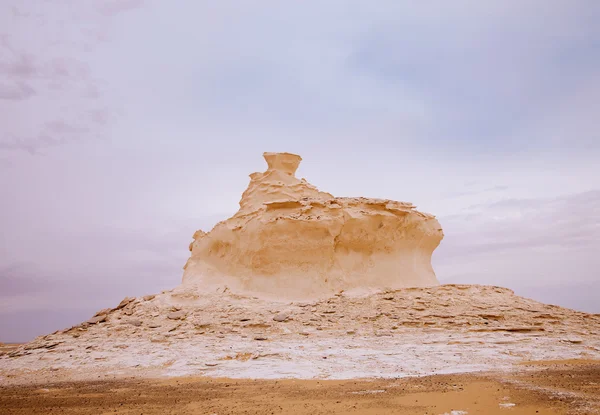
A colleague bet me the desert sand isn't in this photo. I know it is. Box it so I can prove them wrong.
[1,360,599,414]
[1,152,599,413]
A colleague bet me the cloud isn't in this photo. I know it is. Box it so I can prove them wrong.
[0,216,216,316]
[0,263,55,297]
[445,185,509,199]
[0,119,90,154]
[97,0,145,17]
[0,1,145,155]
[100,1,598,170]
[343,2,600,155]
[435,190,600,289]
[0,50,37,78]
[0,81,35,100]
[514,281,600,314]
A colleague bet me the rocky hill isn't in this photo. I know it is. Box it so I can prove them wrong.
[183,152,443,300]
[1,152,598,385]
[1,284,599,384]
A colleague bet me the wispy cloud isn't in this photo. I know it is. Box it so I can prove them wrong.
[0,262,54,297]
[436,190,600,286]
[97,0,145,17]
[0,1,146,155]
[444,185,509,199]
[0,81,35,100]
[1,119,91,154]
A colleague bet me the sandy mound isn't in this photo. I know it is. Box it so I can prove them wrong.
[183,152,443,300]
[1,284,599,384]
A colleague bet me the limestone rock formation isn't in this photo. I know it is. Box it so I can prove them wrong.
[183,152,444,300]
[3,152,600,385]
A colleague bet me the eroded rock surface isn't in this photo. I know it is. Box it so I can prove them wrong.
[1,285,599,384]
[183,152,443,300]
[2,152,598,385]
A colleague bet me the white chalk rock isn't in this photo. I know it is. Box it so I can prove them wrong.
[182,152,443,300]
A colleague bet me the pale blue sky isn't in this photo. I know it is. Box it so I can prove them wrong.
[1,1,599,342]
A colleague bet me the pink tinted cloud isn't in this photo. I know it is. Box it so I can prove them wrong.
[97,0,145,17]
[0,81,35,100]
[0,1,146,155]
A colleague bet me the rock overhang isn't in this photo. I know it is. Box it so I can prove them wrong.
[182,152,443,299]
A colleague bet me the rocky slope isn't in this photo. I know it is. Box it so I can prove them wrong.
[183,152,443,300]
[1,284,599,384]
[2,152,598,385]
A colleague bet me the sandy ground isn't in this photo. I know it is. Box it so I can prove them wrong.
[1,360,598,415]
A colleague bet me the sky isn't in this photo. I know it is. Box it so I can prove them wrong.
[1,0,599,342]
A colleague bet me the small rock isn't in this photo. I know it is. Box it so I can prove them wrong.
[127,320,143,327]
[45,342,63,349]
[167,310,187,320]
[273,313,289,322]
[562,338,583,344]
[142,294,156,301]
[94,308,111,317]
[114,297,135,310]
[86,315,106,325]
[205,362,219,367]
[254,336,268,341]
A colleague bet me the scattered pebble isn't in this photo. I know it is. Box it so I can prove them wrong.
[167,311,187,320]
[273,313,289,322]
